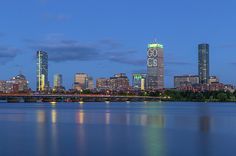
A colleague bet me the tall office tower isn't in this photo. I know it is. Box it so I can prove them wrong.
[146,43,164,90]
[36,51,49,91]
[198,44,209,84]
[53,74,63,91]
[132,73,147,90]
[74,73,89,91]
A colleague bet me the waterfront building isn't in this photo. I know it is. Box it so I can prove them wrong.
[208,76,219,84]
[53,74,64,91]
[36,51,49,91]
[174,75,199,88]
[132,73,147,90]
[0,81,6,93]
[74,73,90,91]
[146,42,164,90]
[0,74,29,93]
[110,73,129,91]
[198,44,209,84]
[96,78,110,90]
[10,74,29,92]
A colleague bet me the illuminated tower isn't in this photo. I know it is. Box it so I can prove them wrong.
[198,44,209,84]
[53,74,62,88]
[36,51,49,91]
[146,42,164,90]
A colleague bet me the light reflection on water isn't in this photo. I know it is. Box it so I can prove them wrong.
[0,102,235,156]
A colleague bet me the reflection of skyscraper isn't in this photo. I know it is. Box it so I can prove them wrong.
[198,44,209,84]
[37,51,49,91]
[147,43,164,90]
[199,116,210,132]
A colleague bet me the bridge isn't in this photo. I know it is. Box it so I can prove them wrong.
[0,94,162,103]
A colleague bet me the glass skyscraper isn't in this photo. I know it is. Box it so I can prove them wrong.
[146,43,164,90]
[36,51,49,91]
[198,44,209,84]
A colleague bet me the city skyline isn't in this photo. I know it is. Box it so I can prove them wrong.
[0,0,236,89]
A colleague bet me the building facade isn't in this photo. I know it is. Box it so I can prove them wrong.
[198,44,209,84]
[96,78,110,90]
[146,43,164,90]
[208,76,219,84]
[110,73,129,91]
[36,51,49,91]
[0,74,29,93]
[174,75,199,88]
[88,77,94,90]
[74,73,90,91]
[132,73,146,90]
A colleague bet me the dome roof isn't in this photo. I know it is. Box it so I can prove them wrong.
[14,74,26,80]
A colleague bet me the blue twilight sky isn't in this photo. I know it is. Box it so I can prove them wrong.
[0,0,236,89]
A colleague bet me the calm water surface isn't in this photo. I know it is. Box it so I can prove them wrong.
[0,102,236,156]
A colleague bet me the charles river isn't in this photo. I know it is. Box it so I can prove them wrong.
[0,102,236,156]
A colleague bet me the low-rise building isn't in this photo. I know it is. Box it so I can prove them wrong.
[96,78,110,90]
[174,75,199,88]
[132,73,146,90]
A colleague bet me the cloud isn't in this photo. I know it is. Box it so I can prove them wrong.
[99,39,123,49]
[0,46,21,64]
[27,37,197,68]
[230,62,236,66]
[27,38,145,66]
[109,55,145,66]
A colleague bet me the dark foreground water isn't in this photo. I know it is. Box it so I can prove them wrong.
[0,102,236,156]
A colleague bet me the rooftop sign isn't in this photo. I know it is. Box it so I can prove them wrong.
[148,43,164,49]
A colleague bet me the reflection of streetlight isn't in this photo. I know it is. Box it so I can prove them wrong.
[76,110,84,124]
[105,101,110,104]
[50,101,57,108]
[105,113,110,125]
[79,101,84,104]
[51,110,57,124]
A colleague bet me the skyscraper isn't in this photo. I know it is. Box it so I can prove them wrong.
[198,44,209,84]
[146,43,164,90]
[36,51,49,91]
